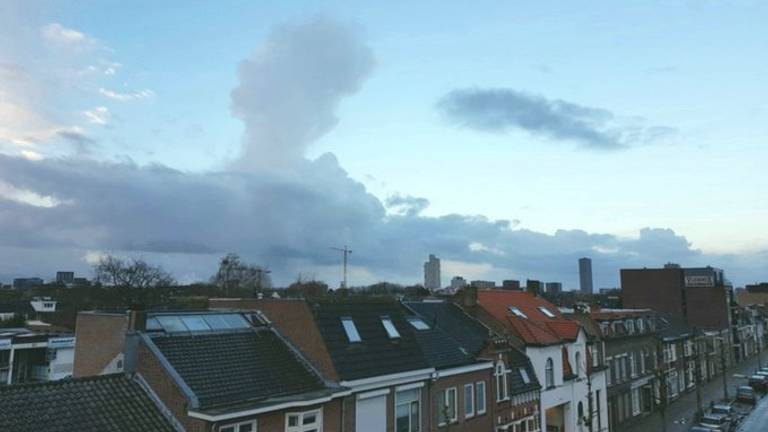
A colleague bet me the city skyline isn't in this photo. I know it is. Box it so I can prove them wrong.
[1,2,767,287]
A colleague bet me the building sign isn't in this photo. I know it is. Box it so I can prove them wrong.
[48,337,75,349]
[0,339,10,350]
[684,275,714,287]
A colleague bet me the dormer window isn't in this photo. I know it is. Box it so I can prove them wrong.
[519,367,530,384]
[381,316,400,339]
[509,307,527,318]
[341,317,361,343]
[626,319,635,334]
[538,307,556,318]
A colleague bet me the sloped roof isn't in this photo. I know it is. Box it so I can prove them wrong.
[0,374,177,432]
[507,348,541,395]
[313,301,430,381]
[411,326,474,369]
[477,290,581,345]
[404,301,488,356]
[148,328,326,410]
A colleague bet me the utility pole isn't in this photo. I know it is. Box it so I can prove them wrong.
[253,267,271,298]
[330,245,352,289]
[693,331,703,422]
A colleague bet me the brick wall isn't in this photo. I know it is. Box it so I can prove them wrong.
[73,312,127,377]
[621,269,685,319]
[136,342,208,432]
[429,369,493,432]
[685,286,730,330]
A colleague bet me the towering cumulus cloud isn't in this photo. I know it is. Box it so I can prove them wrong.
[231,17,374,170]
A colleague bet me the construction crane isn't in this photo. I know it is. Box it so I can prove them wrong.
[330,245,352,289]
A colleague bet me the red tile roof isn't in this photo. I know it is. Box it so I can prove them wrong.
[477,290,582,345]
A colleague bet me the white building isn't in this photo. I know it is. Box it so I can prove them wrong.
[474,290,609,432]
[450,276,467,292]
[0,331,75,384]
[423,254,441,291]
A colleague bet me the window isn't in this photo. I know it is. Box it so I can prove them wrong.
[438,387,457,425]
[495,362,509,401]
[464,384,475,418]
[219,420,256,432]
[519,367,530,384]
[591,345,599,367]
[626,319,635,334]
[606,356,613,385]
[509,307,527,318]
[629,353,636,377]
[686,361,695,388]
[538,307,556,318]
[475,381,486,415]
[545,357,555,388]
[381,317,400,339]
[575,351,582,377]
[577,402,584,424]
[341,317,361,343]
[395,388,420,432]
[631,388,641,416]
[286,409,321,432]
[637,318,645,333]
[666,370,679,398]
[407,317,430,330]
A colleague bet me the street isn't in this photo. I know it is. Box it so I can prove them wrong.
[738,392,768,432]
[624,349,767,432]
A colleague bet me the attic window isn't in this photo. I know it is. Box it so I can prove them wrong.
[519,368,530,384]
[509,307,527,318]
[538,307,556,318]
[407,317,430,330]
[381,317,401,339]
[341,317,361,343]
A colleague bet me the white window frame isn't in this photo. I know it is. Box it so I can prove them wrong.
[538,306,556,318]
[341,317,361,343]
[631,388,641,416]
[475,381,486,415]
[285,408,322,432]
[464,383,475,418]
[545,357,555,388]
[629,353,636,377]
[495,362,509,401]
[438,387,458,426]
[395,387,421,432]
[219,420,257,432]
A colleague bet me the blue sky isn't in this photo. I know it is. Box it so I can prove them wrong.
[0,1,766,287]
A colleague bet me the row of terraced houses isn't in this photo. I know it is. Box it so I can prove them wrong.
[2,269,766,432]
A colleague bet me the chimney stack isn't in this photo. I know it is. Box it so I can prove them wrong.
[463,285,478,308]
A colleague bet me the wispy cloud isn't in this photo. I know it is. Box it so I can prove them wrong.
[99,87,154,101]
[438,88,675,150]
[83,106,110,125]
[40,23,88,45]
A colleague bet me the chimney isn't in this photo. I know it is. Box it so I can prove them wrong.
[463,285,478,308]
[127,305,146,332]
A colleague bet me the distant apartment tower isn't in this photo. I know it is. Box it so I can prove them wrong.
[12,278,44,289]
[450,276,467,291]
[423,254,441,291]
[56,271,75,285]
[525,279,542,295]
[545,282,562,295]
[579,257,593,294]
[470,280,496,289]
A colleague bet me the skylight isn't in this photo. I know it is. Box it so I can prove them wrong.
[381,317,401,339]
[407,317,430,330]
[519,368,530,384]
[341,317,361,343]
[150,313,250,333]
[538,307,556,318]
[509,307,527,318]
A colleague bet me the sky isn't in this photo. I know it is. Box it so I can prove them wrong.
[0,1,766,288]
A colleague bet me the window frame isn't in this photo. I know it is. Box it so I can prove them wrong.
[475,381,486,415]
[340,317,361,343]
[509,307,527,318]
[285,408,322,432]
[219,420,257,432]
[395,387,421,432]
[538,306,556,318]
[545,357,555,388]
[438,387,458,426]
[463,383,475,419]
[380,316,401,339]
[495,362,509,401]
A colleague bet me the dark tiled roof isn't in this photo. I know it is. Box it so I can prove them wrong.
[412,326,474,369]
[149,329,326,409]
[0,374,176,432]
[404,301,488,355]
[0,300,33,314]
[507,348,541,395]
[313,301,430,381]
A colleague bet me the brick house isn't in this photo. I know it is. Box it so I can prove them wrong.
[211,298,495,432]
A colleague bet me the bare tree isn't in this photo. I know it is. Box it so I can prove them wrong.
[211,253,272,297]
[94,255,175,305]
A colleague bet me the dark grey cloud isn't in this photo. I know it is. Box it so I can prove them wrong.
[438,88,675,149]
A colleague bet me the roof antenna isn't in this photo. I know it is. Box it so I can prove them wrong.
[330,245,352,289]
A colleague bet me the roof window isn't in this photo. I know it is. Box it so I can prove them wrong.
[538,307,556,318]
[509,307,528,318]
[407,317,430,330]
[341,317,361,343]
[519,368,531,384]
[381,316,401,339]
